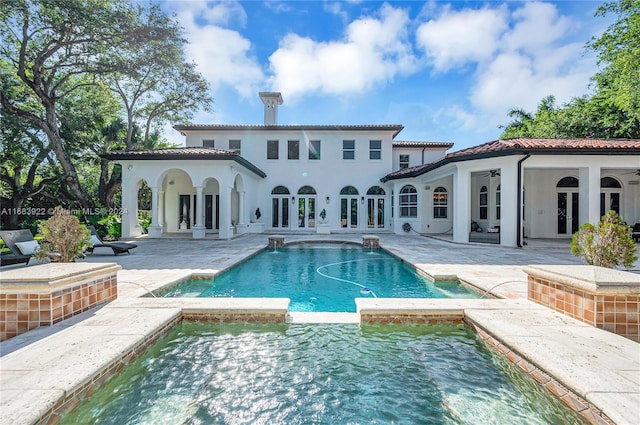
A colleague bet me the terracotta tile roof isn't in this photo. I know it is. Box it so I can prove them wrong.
[447,138,640,158]
[382,138,640,182]
[101,147,266,177]
[173,124,405,138]
[103,147,234,158]
[392,141,454,149]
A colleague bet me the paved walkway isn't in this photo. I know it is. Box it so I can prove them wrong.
[1,234,639,425]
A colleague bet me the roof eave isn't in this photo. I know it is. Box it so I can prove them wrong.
[101,152,267,179]
[381,147,640,182]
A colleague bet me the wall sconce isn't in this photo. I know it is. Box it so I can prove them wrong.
[168,180,175,185]
[291,196,295,203]
[326,196,330,204]
[361,196,364,204]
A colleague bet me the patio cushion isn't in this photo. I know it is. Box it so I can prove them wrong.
[15,240,40,255]
[89,235,103,246]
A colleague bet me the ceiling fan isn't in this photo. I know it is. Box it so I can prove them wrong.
[482,169,501,177]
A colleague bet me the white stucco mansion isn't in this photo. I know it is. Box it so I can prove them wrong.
[105,92,640,247]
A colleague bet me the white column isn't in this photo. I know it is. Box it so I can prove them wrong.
[148,186,162,238]
[238,191,246,225]
[392,182,401,234]
[120,172,137,238]
[499,162,518,247]
[579,166,601,225]
[452,168,471,243]
[192,186,205,239]
[159,189,166,229]
[218,185,233,239]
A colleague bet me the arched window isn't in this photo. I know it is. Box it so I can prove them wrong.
[601,177,621,188]
[556,177,579,188]
[433,187,447,219]
[479,185,488,219]
[271,185,290,195]
[399,185,417,218]
[367,186,385,195]
[339,185,359,195]
[496,184,501,220]
[297,185,317,195]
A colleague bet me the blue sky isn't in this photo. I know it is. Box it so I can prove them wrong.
[162,1,609,151]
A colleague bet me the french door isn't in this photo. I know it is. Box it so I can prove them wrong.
[271,196,290,228]
[341,197,358,228]
[298,196,316,228]
[367,197,385,229]
[557,192,579,235]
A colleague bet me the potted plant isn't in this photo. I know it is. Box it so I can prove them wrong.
[255,208,262,221]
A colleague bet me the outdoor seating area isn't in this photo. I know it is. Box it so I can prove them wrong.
[0,226,137,268]
[0,229,37,266]
[86,226,138,255]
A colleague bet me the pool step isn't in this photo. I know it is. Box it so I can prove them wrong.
[286,312,359,324]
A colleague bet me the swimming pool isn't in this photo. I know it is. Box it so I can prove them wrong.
[163,244,477,312]
[58,322,586,425]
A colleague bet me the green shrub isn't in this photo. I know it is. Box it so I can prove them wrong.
[138,212,152,234]
[36,207,90,262]
[570,210,637,269]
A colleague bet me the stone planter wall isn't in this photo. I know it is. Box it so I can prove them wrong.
[525,265,640,342]
[0,263,121,341]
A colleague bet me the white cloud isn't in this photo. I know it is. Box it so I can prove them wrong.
[412,1,596,134]
[416,6,508,72]
[267,4,417,99]
[502,2,572,54]
[175,2,264,98]
[175,1,247,27]
[470,2,593,121]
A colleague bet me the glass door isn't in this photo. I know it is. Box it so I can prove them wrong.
[298,197,316,228]
[367,197,385,228]
[557,192,579,235]
[271,197,289,228]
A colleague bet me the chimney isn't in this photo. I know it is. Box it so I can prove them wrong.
[259,92,283,125]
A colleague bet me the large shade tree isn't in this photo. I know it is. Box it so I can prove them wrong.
[0,0,212,210]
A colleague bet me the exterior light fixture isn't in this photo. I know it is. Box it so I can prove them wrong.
[326,196,330,204]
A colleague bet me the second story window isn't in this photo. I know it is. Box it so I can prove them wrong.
[229,139,241,154]
[309,140,321,160]
[267,140,279,159]
[343,140,355,160]
[369,140,381,160]
[203,139,214,148]
[399,154,410,169]
[288,140,299,160]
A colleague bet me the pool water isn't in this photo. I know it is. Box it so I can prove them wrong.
[163,245,477,312]
[58,322,586,425]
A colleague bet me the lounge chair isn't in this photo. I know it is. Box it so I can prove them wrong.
[632,223,640,243]
[0,229,37,266]
[86,226,137,255]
